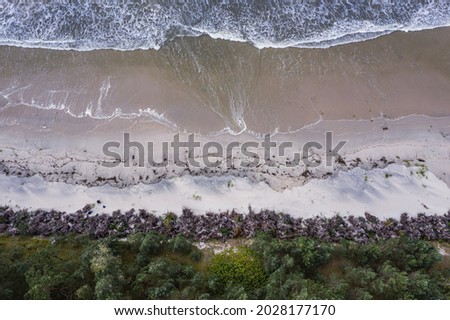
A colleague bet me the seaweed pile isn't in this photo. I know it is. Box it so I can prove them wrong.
[0,206,448,243]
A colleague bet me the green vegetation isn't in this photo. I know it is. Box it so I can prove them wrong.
[209,247,265,293]
[0,234,448,300]
[415,163,428,177]
[163,212,177,229]
[192,193,202,201]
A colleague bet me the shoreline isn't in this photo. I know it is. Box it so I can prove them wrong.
[1,26,448,52]
[2,27,450,134]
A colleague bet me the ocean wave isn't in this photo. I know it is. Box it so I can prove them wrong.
[0,0,449,50]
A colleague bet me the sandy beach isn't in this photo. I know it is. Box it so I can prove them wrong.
[0,112,449,217]
[1,27,450,217]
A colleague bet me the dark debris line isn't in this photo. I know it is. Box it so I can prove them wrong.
[0,206,448,243]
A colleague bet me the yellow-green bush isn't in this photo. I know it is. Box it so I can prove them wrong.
[209,247,265,291]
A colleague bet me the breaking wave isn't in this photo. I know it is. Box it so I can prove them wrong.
[0,0,450,50]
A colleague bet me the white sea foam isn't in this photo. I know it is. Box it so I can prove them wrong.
[0,1,449,51]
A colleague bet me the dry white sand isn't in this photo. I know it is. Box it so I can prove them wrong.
[0,114,449,216]
[1,163,448,218]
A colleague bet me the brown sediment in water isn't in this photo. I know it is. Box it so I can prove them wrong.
[0,27,450,137]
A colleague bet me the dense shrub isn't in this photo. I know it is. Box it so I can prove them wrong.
[209,247,266,292]
[0,234,447,300]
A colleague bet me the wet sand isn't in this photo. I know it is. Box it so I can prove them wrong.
[1,27,450,137]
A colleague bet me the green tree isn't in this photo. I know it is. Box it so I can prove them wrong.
[136,232,166,267]
[252,235,333,275]
[382,238,441,272]
[25,266,70,299]
[90,243,125,300]
[406,271,445,300]
[370,262,409,299]
[168,235,194,255]
[342,266,377,299]
[133,257,206,299]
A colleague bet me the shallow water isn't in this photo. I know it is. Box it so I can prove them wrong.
[1,27,450,136]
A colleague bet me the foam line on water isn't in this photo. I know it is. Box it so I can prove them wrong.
[1,1,449,51]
